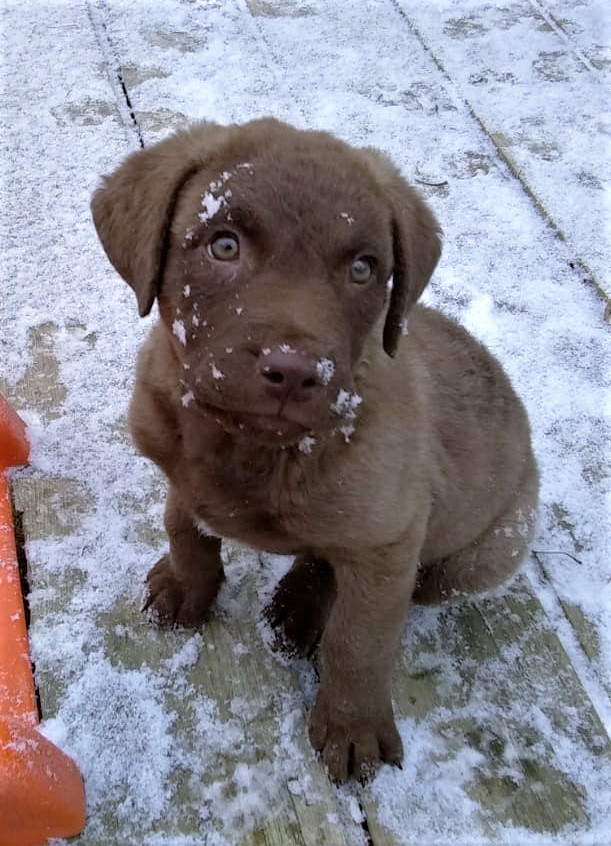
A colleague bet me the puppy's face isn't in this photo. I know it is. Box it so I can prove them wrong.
[162,149,393,445]
[91,119,441,447]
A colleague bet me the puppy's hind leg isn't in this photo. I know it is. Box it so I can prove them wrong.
[264,556,336,657]
[414,455,539,604]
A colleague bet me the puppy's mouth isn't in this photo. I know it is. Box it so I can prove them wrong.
[199,402,311,444]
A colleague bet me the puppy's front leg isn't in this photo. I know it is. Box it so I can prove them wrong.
[144,486,224,627]
[309,547,418,782]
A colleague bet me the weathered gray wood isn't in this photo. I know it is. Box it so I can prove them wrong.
[362,579,609,843]
[401,0,611,305]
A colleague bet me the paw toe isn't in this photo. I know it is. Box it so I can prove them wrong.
[308,695,403,783]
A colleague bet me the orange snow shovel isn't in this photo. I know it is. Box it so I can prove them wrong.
[0,394,85,845]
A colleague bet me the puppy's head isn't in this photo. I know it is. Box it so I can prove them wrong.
[92,119,441,446]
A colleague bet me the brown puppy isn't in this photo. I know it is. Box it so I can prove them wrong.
[91,118,538,782]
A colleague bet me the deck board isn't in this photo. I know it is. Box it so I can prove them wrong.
[402,0,610,302]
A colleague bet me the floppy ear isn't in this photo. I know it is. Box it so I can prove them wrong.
[91,122,228,316]
[358,149,442,356]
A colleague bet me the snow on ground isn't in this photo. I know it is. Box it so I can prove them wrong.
[0,0,610,844]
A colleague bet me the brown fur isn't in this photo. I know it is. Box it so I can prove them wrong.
[91,118,538,782]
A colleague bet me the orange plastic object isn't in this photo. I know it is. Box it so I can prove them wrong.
[0,715,86,846]
[0,395,29,470]
[0,394,86,845]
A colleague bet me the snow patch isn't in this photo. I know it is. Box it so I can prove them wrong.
[316,357,335,385]
[181,390,194,408]
[297,435,316,454]
[331,388,362,419]
[172,319,187,346]
[199,191,228,223]
[463,292,498,342]
[195,518,217,536]
[331,389,362,442]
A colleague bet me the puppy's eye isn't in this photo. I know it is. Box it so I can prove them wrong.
[350,257,374,284]
[208,233,240,261]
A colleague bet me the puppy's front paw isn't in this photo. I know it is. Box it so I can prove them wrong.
[308,692,403,783]
[143,555,221,628]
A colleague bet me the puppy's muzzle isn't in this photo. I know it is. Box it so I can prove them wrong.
[257,349,323,405]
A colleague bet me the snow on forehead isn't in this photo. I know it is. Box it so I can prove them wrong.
[207,170,232,192]
[198,164,255,224]
[199,191,228,223]
[207,163,255,192]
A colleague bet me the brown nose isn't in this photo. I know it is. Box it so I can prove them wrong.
[257,349,321,403]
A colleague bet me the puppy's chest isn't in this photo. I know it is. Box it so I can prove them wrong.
[181,450,327,553]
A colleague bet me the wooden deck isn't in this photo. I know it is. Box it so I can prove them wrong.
[1,1,609,844]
